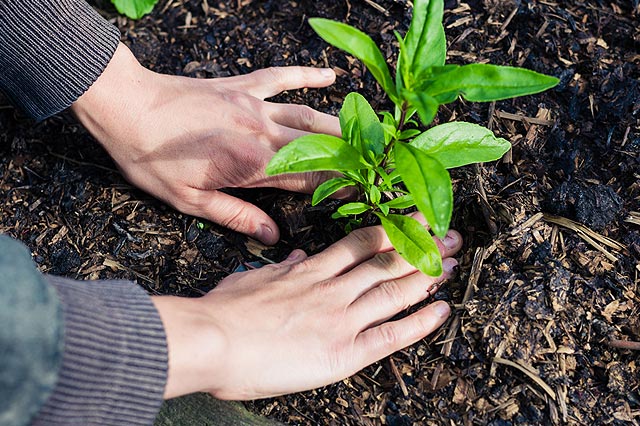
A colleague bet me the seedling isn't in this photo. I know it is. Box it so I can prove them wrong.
[266,0,559,277]
[111,0,158,19]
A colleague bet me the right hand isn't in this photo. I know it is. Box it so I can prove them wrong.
[154,215,463,400]
[73,43,342,245]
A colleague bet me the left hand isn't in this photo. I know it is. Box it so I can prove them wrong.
[153,217,463,400]
[72,43,341,244]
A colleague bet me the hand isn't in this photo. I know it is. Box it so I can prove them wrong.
[72,43,341,244]
[153,217,463,400]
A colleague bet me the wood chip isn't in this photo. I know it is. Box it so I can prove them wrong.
[493,357,557,401]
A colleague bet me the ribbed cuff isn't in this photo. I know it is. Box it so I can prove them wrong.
[0,0,120,121]
[32,277,168,425]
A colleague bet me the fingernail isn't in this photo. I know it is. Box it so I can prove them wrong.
[442,231,459,250]
[320,68,335,78]
[286,250,302,261]
[258,225,276,244]
[433,301,451,318]
[443,258,458,274]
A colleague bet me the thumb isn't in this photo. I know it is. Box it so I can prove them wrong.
[195,190,280,245]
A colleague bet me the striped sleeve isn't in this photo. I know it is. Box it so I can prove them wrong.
[0,0,120,121]
[32,277,168,426]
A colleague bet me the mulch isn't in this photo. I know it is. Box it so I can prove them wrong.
[1,0,638,424]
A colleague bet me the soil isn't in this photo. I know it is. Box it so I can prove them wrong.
[1,0,639,425]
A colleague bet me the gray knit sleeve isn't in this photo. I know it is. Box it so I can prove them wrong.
[0,0,120,121]
[0,236,63,426]
[32,276,168,425]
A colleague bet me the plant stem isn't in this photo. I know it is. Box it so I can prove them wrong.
[381,102,408,163]
[397,102,409,133]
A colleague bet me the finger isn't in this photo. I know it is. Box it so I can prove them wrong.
[305,212,439,281]
[281,249,308,265]
[267,103,341,138]
[255,170,332,194]
[232,67,336,100]
[339,229,462,301]
[348,257,458,330]
[352,301,451,369]
[190,190,280,245]
[252,170,358,203]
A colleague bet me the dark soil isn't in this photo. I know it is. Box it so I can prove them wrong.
[1,0,639,424]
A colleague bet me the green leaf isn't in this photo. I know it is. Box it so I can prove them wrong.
[369,185,382,204]
[411,122,511,168]
[424,64,560,103]
[404,0,446,78]
[404,91,439,126]
[343,117,359,148]
[309,18,398,101]
[381,194,416,210]
[399,129,422,140]
[266,134,365,175]
[340,93,385,161]
[394,142,452,238]
[334,202,371,218]
[312,177,357,206]
[378,214,443,276]
[111,0,158,19]
[394,30,411,94]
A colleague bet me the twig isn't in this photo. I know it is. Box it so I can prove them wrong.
[474,164,498,235]
[495,110,555,126]
[389,358,409,397]
[543,214,626,262]
[608,339,640,351]
[441,247,485,356]
[625,211,640,226]
[363,0,389,16]
[493,357,557,401]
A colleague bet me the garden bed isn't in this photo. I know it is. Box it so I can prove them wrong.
[1,0,638,424]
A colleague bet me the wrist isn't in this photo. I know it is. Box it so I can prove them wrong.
[71,42,156,160]
[151,296,226,399]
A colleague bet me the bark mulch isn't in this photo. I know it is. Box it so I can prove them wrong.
[1,0,638,424]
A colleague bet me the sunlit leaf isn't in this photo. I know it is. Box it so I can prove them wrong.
[424,64,560,103]
[309,18,398,101]
[333,202,371,218]
[111,0,158,19]
[340,93,385,161]
[404,0,446,78]
[404,91,439,126]
[378,213,443,276]
[381,194,416,210]
[266,134,365,175]
[312,177,357,206]
[411,122,511,168]
[395,142,452,238]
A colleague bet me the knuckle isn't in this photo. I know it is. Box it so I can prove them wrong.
[347,228,376,251]
[219,206,253,232]
[377,324,399,348]
[264,67,285,85]
[296,105,317,129]
[372,252,406,276]
[286,258,310,275]
[378,279,408,311]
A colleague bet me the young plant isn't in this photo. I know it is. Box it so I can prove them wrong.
[111,0,158,19]
[266,0,559,277]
